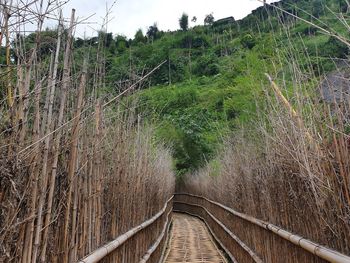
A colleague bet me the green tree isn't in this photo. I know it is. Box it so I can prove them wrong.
[179,13,189,31]
[134,28,146,44]
[147,23,159,42]
[115,35,128,53]
[204,13,214,25]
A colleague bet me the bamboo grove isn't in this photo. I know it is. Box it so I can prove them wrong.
[0,1,175,262]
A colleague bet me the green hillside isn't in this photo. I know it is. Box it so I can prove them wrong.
[108,0,349,175]
[18,0,348,175]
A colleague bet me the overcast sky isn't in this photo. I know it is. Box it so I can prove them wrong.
[58,0,277,39]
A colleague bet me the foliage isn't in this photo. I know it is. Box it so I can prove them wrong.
[240,34,256,49]
[204,13,215,25]
[147,23,160,42]
[25,0,348,175]
[179,13,189,31]
[193,54,220,76]
[134,29,147,44]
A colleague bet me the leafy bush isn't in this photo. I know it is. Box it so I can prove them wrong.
[240,34,256,49]
[179,33,210,49]
[193,54,220,76]
[319,36,349,58]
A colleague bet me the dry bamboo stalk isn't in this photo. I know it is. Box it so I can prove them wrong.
[87,158,93,252]
[21,69,45,263]
[18,0,46,147]
[93,99,102,247]
[80,134,90,257]
[40,9,76,263]
[68,57,87,263]
[265,73,320,151]
[31,14,63,263]
[4,5,13,108]
[4,2,15,158]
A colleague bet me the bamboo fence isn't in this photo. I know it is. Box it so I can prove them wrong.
[174,193,350,263]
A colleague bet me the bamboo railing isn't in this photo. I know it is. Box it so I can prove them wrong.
[77,196,173,263]
[173,193,350,263]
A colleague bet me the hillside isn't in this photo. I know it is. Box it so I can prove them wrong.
[7,0,349,175]
[100,0,347,174]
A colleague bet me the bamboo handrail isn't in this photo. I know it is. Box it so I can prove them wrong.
[77,196,174,263]
[139,209,172,263]
[174,193,350,263]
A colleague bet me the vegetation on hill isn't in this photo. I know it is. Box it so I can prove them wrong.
[104,0,348,174]
[2,0,349,175]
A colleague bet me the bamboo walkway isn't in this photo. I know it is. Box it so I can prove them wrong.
[164,213,227,263]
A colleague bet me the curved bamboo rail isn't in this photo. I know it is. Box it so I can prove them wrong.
[139,209,172,263]
[174,193,350,263]
[77,196,173,263]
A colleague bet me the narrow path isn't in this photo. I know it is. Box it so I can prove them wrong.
[164,213,227,263]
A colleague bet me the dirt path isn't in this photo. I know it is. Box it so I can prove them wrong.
[164,213,227,263]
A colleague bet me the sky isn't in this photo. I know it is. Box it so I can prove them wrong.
[58,0,277,39]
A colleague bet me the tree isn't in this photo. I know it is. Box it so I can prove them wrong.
[179,13,189,31]
[134,28,146,44]
[191,16,197,23]
[115,35,128,53]
[147,23,159,42]
[204,13,214,25]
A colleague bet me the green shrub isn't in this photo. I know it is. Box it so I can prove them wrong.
[319,36,349,58]
[193,54,220,76]
[241,34,256,49]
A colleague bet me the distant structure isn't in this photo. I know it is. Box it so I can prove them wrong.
[320,69,350,104]
[213,16,235,27]
[318,66,350,124]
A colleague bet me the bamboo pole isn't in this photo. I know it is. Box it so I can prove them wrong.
[265,73,320,151]
[21,70,46,263]
[40,9,76,263]
[93,99,102,247]
[31,13,63,263]
[4,4,13,108]
[68,57,87,263]
[18,0,46,147]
